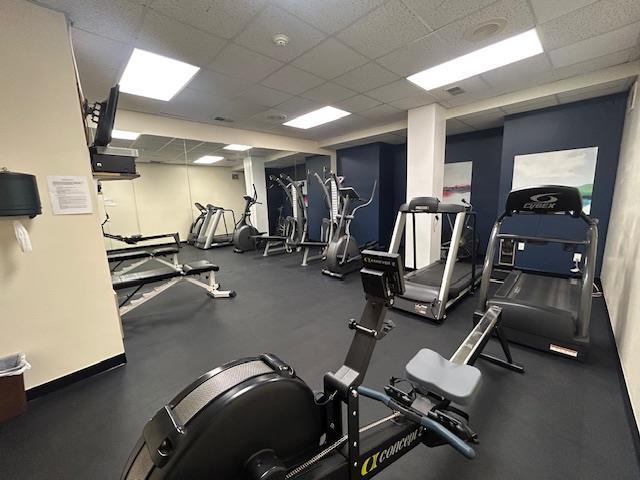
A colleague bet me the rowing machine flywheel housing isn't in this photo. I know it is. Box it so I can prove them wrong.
[121,356,324,480]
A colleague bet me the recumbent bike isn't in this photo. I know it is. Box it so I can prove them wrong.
[122,251,523,480]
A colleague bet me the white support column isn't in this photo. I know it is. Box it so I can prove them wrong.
[243,156,269,233]
[405,104,447,269]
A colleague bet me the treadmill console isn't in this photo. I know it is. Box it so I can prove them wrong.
[360,250,405,300]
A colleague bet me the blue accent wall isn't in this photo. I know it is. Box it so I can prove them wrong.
[336,142,407,248]
[498,92,628,275]
[445,128,503,254]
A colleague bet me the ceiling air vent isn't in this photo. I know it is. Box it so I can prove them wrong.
[213,116,234,123]
[445,86,466,96]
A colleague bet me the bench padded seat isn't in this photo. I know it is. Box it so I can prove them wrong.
[108,250,150,262]
[112,268,180,290]
[405,349,481,405]
[182,260,219,274]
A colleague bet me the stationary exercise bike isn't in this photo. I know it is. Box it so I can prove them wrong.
[323,175,377,280]
[233,184,261,253]
[121,250,523,480]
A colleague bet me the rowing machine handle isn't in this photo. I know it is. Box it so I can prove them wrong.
[357,386,476,460]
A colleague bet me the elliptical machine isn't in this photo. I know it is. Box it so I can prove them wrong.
[233,184,261,253]
[121,250,523,480]
[322,174,376,280]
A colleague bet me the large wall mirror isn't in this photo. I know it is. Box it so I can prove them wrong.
[96,132,326,251]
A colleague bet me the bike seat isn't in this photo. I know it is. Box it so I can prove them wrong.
[405,349,481,406]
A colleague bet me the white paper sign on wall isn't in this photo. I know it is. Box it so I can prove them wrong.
[47,175,93,215]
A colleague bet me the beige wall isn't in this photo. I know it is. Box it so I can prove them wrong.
[601,80,640,431]
[0,1,124,389]
[100,163,245,249]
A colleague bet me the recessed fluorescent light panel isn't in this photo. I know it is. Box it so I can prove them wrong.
[194,155,224,164]
[120,48,200,101]
[408,29,543,91]
[111,129,140,140]
[223,144,252,151]
[284,106,350,129]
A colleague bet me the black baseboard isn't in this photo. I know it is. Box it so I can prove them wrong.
[26,353,127,400]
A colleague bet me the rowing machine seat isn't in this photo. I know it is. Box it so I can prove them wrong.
[405,349,481,405]
[112,268,180,290]
[182,260,219,275]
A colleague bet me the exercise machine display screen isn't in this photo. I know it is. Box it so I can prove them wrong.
[360,250,405,299]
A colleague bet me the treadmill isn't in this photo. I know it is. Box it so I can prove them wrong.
[194,204,236,250]
[388,197,480,321]
[475,185,598,361]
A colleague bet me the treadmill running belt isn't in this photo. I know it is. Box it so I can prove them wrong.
[404,261,479,301]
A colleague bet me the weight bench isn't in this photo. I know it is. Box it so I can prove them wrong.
[113,259,235,316]
[298,241,328,267]
[108,246,180,275]
[255,235,290,256]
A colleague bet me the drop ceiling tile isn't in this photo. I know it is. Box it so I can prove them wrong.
[436,0,536,54]
[71,28,132,72]
[188,69,253,97]
[261,66,325,95]
[275,96,323,115]
[136,9,226,66]
[149,0,268,39]
[480,54,553,91]
[549,22,640,68]
[305,114,373,140]
[366,80,425,103]
[162,88,268,123]
[235,85,292,107]
[402,0,495,30]
[530,0,598,24]
[117,93,168,116]
[334,95,381,113]
[337,0,431,58]
[301,83,357,103]
[208,44,283,81]
[272,0,385,34]
[446,118,475,136]
[539,0,640,50]
[557,80,631,103]
[389,95,436,111]
[333,62,400,92]
[359,104,405,122]
[76,62,120,102]
[292,39,369,80]
[456,108,505,130]
[376,34,453,77]
[426,76,492,102]
[502,96,559,115]
[631,45,640,61]
[39,0,145,43]
[551,49,635,81]
[235,5,326,62]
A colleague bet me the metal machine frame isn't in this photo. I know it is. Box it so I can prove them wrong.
[388,197,478,321]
